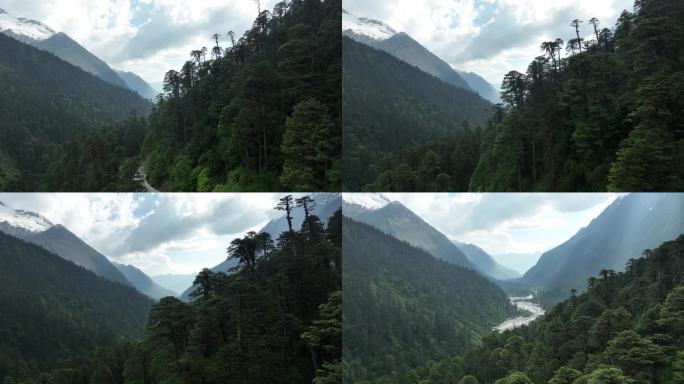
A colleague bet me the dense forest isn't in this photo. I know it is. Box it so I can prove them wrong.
[0,32,151,191]
[1,0,340,192]
[382,234,684,384]
[342,218,517,383]
[470,0,684,192]
[0,232,153,381]
[343,0,684,192]
[141,0,341,192]
[7,197,342,384]
[341,37,492,191]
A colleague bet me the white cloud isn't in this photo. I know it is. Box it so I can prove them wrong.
[1,0,279,83]
[0,193,286,275]
[344,0,634,84]
[387,193,622,264]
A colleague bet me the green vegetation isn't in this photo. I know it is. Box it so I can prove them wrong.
[470,0,684,191]
[0,232,152,381]
[142,0,341,192]
[395,234,684,384]
[1,0,340,192]
[7,199,342,384]
[342,218,517,383]
[341,37,491,191]
[0,32,151,191]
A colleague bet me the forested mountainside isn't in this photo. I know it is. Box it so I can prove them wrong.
[342,36,492,191]
[470,0,684,192]
[0,232,152,382]
[141,0,341,192]
[0,32,151,191]
[406,234,684,384]
[519,193,684,307]
[342,198,478,270]
[454,240,520,281]
[342,218,516,384]
[114,263,176,300]
[11,201,342,384]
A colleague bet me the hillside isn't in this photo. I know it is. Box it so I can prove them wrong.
[0,32,150,190]
[343,197,479,271]
[140,0,341,192]
[469,0,684,191]
[450,234,684,384]
[519,193,684,306]
[114,263,176,300]
[454,240,520,280]
[0,232,152,382]
[342,218,516,383]
[342,36,492,191]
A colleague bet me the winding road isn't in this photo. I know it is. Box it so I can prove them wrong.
[134,166,159,192]
[493,295,545,332]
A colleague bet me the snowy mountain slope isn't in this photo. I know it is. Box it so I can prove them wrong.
[342,9,396,42]
[1,8,150,93]
[0,8,55,42]
[342,9,498,101]
[0,201,129,285]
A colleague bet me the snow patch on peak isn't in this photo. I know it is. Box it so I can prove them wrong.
[343,194,393,211]
[0,202,54,233]
[342,9,396,41]
[0,10,56,41]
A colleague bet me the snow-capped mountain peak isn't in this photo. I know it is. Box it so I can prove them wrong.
[342,9,396,41]
[343,194,393,211]
[0,201,54,233]
[0,9,56,41]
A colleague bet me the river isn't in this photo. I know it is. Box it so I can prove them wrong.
[493,295,545,332]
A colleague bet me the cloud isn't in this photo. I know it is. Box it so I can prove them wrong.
[0,193,286,274]
[2,0,279,83]
[388,193,621,258]
[345,0,634,84]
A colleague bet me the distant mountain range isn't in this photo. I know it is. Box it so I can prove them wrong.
[0,8,156,99]
[343,194,518,282]
[517,193,684,306]
[342,9,498,103]
[0,201,171,300]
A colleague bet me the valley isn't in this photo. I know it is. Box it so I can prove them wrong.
[0,193,342,384]
[342,192,684,384]
[0,0,341,192]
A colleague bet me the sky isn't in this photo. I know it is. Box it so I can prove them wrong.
[0,193,295,276]
[343,0,634,86]
[385,193,623,273]
[0,0,279,84]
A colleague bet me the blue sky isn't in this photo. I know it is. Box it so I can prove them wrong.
[0,193,288,275]
[344,0,634,86]
[385,193,622,272]
[0,0,279,84]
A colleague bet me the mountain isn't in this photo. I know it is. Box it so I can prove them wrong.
[0,8,55,43]
[34,32,128,88]
[179,193,342,300]
[0,201,130,285]
[0,231,152,381]
[453,234,684,384]
[114,263,176,300]
[342,9,499,102]
[116,70,158,99]
[519,193,684,306]
[456,70,499,103]
[0,31,150,189]
[150,273,197,295]
[342,36,492,190]
[343,217,516,382]
[342,194,479,271]
[453,240,520,280]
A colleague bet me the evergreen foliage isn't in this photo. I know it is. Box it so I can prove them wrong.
[8,204,342,384]
[470,0,684,191]
[342,218,517,383]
